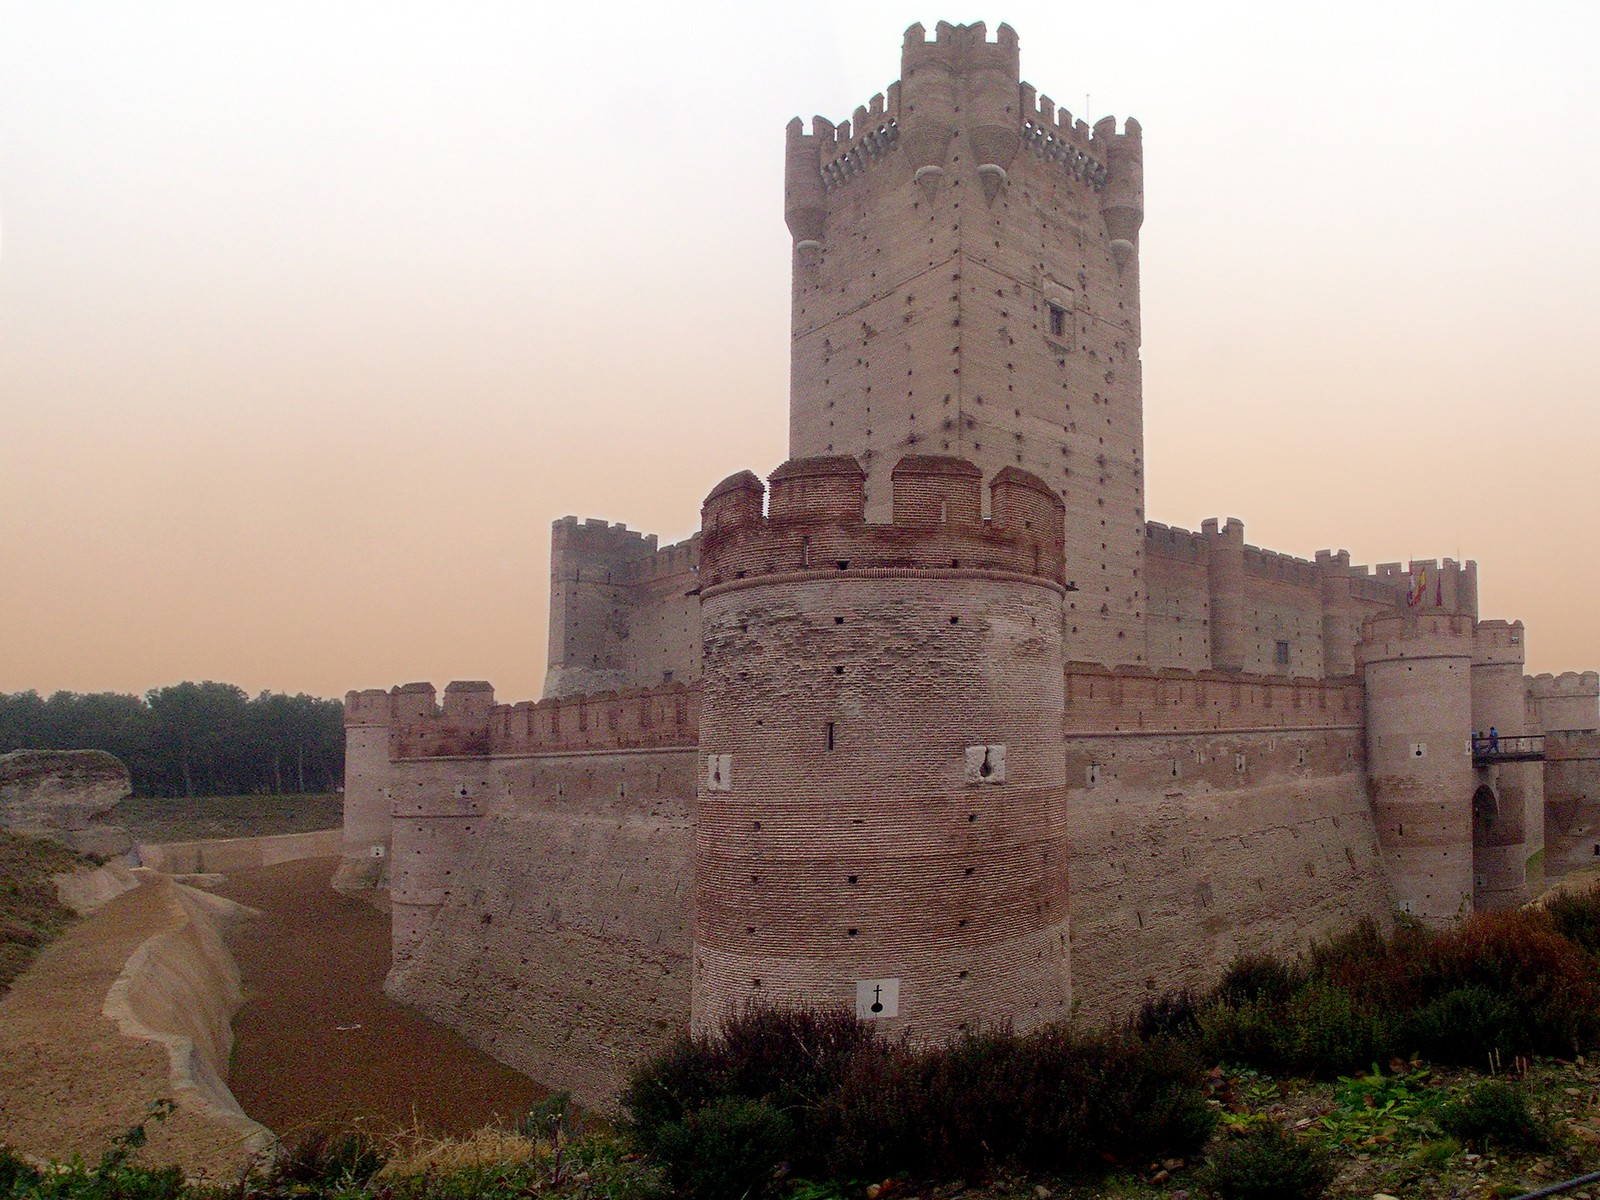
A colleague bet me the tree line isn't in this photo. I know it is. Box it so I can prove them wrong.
[0,683,345,798]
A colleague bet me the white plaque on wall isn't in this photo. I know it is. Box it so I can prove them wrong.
[855,977,900,1019]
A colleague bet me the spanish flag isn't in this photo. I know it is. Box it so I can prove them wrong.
[1407,567,1427,608]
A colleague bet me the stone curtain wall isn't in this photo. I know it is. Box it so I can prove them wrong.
[384,748,697,1110]
[1064,725,1390,1021]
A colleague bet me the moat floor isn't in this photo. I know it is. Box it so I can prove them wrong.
[216,857,547,1138]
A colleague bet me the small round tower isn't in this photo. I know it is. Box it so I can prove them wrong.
[692,454,1070,1037]
[337,687,395,891]
[1358,611,1476,924]
[1471,621,1533,908]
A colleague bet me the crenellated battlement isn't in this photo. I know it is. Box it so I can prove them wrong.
[1063,661,1362,734]
[903,18,1019,54]
[1527,671,1600,699]
[698,454,1066,591]
[616,533,700,584]
[1144,522,1207,563]
[552,514,658,554]
[1356,609,1477,669]
[1526,670,1600,734]
[387,680,699,759]
[1242,545,1321,588]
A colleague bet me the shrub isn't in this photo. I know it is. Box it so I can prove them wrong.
[629,1008,1213,1188]
[1052,1027,1216,1171]
[1437,1079,1548,1152]
[1214,952,1302,1008]
[620,1032,729,1155]
[1196,995,1286,1071]
[1545,883,1600,958]
[1409,911,1600,1059]
[816,1024,1214,1181]
[1401,984,1519,1065]
[0,1146,40,1194]
[1133,988,1201,1042]
[1274,981,1394,1075]
[649,1096,794,1200]
[622,1006,873,1173]
[1198,1124,1336,1200]
[269,1126,386,1188]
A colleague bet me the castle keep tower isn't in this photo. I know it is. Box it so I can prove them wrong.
[691,453,1071,1037]
[785,22,1146,666]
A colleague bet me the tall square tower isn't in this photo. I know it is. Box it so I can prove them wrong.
[785,21,1147,663]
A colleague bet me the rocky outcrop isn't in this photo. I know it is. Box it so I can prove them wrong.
[0,750,134,856]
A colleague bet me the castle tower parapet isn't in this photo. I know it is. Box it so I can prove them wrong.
[693,453,1070,1036]
[699,455,1066,590]
[1358,611,1476,924]
[1527,671,1600,734]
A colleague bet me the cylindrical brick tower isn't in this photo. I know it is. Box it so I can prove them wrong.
[1358,611,1476,924]
[692,454,1071,1038]
[1471,621,1533,908]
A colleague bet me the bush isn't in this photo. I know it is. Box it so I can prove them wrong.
[1196,995,1286,1071]
[269,1126,386,1188]
[813,1024,1213,1181]
[1408,911,1600,1060]
[630,1008,1214,1187]
[1134,988,1201,1041]
[1402,984,1519,1065]
[650,1097,794,1200]
[1437,1079,1548,1152]
[1545,884,1600,958]
[1198,1124,1336,1200]
[0,1146,40,1194]
[1274,981,1394,1075]
[1214,953,1302,1008]
[622,1006,872,1173]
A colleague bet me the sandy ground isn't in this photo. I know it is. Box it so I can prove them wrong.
[0,882,259,1178]
[213,857,548,1140]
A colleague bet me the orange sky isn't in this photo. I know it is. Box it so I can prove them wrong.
[2,2,1596,703]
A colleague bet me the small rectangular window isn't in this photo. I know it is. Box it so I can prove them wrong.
[1275,640,1291,666]
[826,722,836,751]
[1048,303,1066,339]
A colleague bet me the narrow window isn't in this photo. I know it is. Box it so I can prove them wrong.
[1048,303,1066,339]
[826,722,836,751]
[1275,640,1291,666]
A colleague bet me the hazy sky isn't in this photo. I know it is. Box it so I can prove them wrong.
[2,1,1596,702]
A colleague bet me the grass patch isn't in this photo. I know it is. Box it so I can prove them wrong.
[0,828,91,996]
[112,793,342,843]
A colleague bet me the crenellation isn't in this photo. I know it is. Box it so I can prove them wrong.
[700,454,1067,591]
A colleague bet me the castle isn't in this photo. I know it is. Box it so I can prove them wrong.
[339,22,1600,1108]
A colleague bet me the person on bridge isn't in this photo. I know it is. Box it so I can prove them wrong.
[1489,726,1499,752]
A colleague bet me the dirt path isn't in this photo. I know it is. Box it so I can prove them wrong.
[213,858,547,1139]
